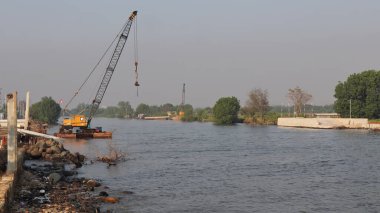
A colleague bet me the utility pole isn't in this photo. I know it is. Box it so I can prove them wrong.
[7,92,17,173]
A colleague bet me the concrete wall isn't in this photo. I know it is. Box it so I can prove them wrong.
[277,117,369,129]
[0,151,24,213]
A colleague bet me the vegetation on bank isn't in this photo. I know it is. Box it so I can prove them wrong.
[31,69,380,125]
[213,97,240,125]
[334,70,380,119]
[30,97,61,124]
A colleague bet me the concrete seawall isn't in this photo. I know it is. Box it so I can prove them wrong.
[278,118,370,129]
[0,151,24,213]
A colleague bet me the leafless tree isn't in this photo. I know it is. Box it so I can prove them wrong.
[244,88,269,120]
[287,86,312,116]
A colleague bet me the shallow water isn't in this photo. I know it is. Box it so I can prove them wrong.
[52,118,380,212]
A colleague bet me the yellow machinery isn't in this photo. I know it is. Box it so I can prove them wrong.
[63,115,87,128]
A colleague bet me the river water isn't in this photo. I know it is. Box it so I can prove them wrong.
[52,118,380,212]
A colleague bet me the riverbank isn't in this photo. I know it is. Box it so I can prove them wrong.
[9,139,100,212]
[5,137,122,212]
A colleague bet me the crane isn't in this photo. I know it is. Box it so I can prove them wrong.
[179,83,185,118]
[60,11,138,134]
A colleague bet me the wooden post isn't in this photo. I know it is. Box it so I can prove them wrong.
[24,91,30,129]
[7,92,17,173]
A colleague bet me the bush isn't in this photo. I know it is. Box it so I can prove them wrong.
[30,97,61,124]
[213,97,240,125]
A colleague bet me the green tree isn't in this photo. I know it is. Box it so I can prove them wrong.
[117,101,134,118]
[161,103,175,113]
[213,96,240,125]
[194,107,213,122]
[181,104,194,121]
[334,70,380,119]
[135,103,150,116]
[30,97,61,124]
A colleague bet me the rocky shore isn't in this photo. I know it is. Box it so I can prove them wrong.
[10,139,119,212]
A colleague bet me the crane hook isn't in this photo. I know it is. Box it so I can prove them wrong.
[134,61,140,96]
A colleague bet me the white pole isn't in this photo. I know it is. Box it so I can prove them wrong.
[24,91,30,129]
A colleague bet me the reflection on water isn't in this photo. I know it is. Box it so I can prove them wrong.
[53,118,380,212]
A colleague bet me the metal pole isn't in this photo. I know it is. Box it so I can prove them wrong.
[24,91,30,129]
[7,92,17,173]
[349,99,352,119]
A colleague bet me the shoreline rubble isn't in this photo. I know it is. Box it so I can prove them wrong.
[10,138,119,212]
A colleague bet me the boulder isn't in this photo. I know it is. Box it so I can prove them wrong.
[30,150,42,159]
[50,146,61,154]
[85,179,101,187]
[36,141,48,149]
[60,151,68,158]
[99,191,109,197]
[75,152,85,162]
[46,148,53,154]
[48,172,62,184]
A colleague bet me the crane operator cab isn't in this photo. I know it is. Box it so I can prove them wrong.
[62,115,88,130]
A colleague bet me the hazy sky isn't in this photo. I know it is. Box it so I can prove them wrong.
[1,0,380,108]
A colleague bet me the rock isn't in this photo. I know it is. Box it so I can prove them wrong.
[36,141,48,149]
[19,189,32,198]
[46,140,53,146]
[48,172,62,184]
[100,197,119,203]
[46,148,53,154]
[76,152,85,162]
[85,179,101,187]
[51,146,61,154]
[121,190,134,195]
[30,179,45,189]
[60,151,68,157]
[30,150,42,159]
[45,154,51,160]
[51,154,61,161]
[99,191,109,197]
[63,170,77,176]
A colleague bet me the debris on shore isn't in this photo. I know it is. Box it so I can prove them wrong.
[96,141,127,166]
[10,138,121,212]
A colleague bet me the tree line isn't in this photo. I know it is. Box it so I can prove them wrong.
[28,69,380,125]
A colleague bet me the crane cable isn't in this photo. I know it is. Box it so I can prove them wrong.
[62,20,130,116]
[133,16,140,96]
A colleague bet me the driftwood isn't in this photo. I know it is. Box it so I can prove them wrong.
[96,141,126,166]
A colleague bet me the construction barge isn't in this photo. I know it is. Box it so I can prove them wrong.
[54,131,112,139]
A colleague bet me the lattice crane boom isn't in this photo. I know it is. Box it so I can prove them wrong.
[87,11,137,127]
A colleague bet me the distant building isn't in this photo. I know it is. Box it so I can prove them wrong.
[315,113,340,118]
